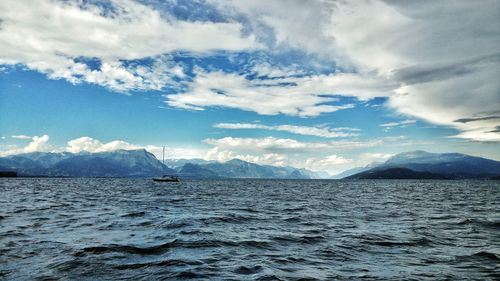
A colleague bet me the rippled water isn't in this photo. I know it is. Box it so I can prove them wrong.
[0,178,499,280]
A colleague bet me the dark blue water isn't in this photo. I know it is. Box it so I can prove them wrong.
[0,178,499,280]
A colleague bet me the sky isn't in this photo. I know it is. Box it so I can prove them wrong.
[0,0,499,175]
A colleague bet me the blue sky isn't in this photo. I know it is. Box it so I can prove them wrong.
[0,0,499,174]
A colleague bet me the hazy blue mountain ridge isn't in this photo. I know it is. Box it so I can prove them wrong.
[178,163,222,179]
[332,162,382,179]
[0,150,174,177]
[346,151,500,179]
[0,150,315,179]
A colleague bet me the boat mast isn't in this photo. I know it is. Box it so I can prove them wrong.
[162,146,165,165]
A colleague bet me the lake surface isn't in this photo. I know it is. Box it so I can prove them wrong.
[0,178,499,280]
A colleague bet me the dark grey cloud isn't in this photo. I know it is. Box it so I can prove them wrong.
[393,54,500,85]
[454,116,500,123]
[489,126,500,133]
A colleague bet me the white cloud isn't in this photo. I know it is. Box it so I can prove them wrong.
[380,120,417,128]
[209,0,500,141]
[205,147,288,166]
[0,135,52,156]
[65,137,142,153]
[167,70,392,117]
[214,123,359,138]
[207,149,282,168]
[200,135,426,173]
[355,153,394,167]
[145,146,206,161]
[0,0,258,91]
[11,135,32,139]
[203,136,381,152]
[328,0,500,141]
[65,136,206,160]
[1,0,498,142]
[209,0,340,61]
[305,155,352,170]
[204,146,354,174]
[251,62,305,78]
[0,134,206,160]
[24,135,52,153]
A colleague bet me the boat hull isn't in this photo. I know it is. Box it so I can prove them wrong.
[153,178,179,182]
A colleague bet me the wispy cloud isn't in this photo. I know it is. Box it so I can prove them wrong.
[203,137,381,152]
[214,123,359,138]
[167,70,392,117]
[11,135,32,139]
[380,120,417,128]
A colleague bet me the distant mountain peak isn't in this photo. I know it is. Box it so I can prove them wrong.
[346,150,500,179]
[0,149,174,177]
[225,158,251,165]
[391,150,434,158]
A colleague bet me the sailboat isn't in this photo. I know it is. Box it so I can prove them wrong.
[153,146,180,182]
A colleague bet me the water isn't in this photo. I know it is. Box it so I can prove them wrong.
[1,178,499,280]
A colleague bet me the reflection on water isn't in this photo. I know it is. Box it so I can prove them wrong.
[0,178,499,280]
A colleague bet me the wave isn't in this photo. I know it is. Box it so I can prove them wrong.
[272,235,325,244]
[76,240,178,256]
[234,265,263,275]
[164,221,190,229]
[200,214,257,224]
[358,234,432,247]
[452,251,500,271]
[113,259,203,270]
[457,218,500,229]
[466,251,500,261]
[76,239,274,257]
[120,211,145,218]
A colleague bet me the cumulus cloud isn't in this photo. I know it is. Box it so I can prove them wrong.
[204,146,356,174]
[24,135,52,153]
[0,0,258,91]
[0,135,52,156]
[65,136,206,160]
[200,135,426,173]
[214,123,359,138]
[65,137,142,153]
[205,147,289,166]
[204,146,353,173]
[304,155,352,170]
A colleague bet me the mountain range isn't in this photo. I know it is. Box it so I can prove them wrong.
[1,149,499,179]
[344,150,500,179]
[0,149,317,179]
